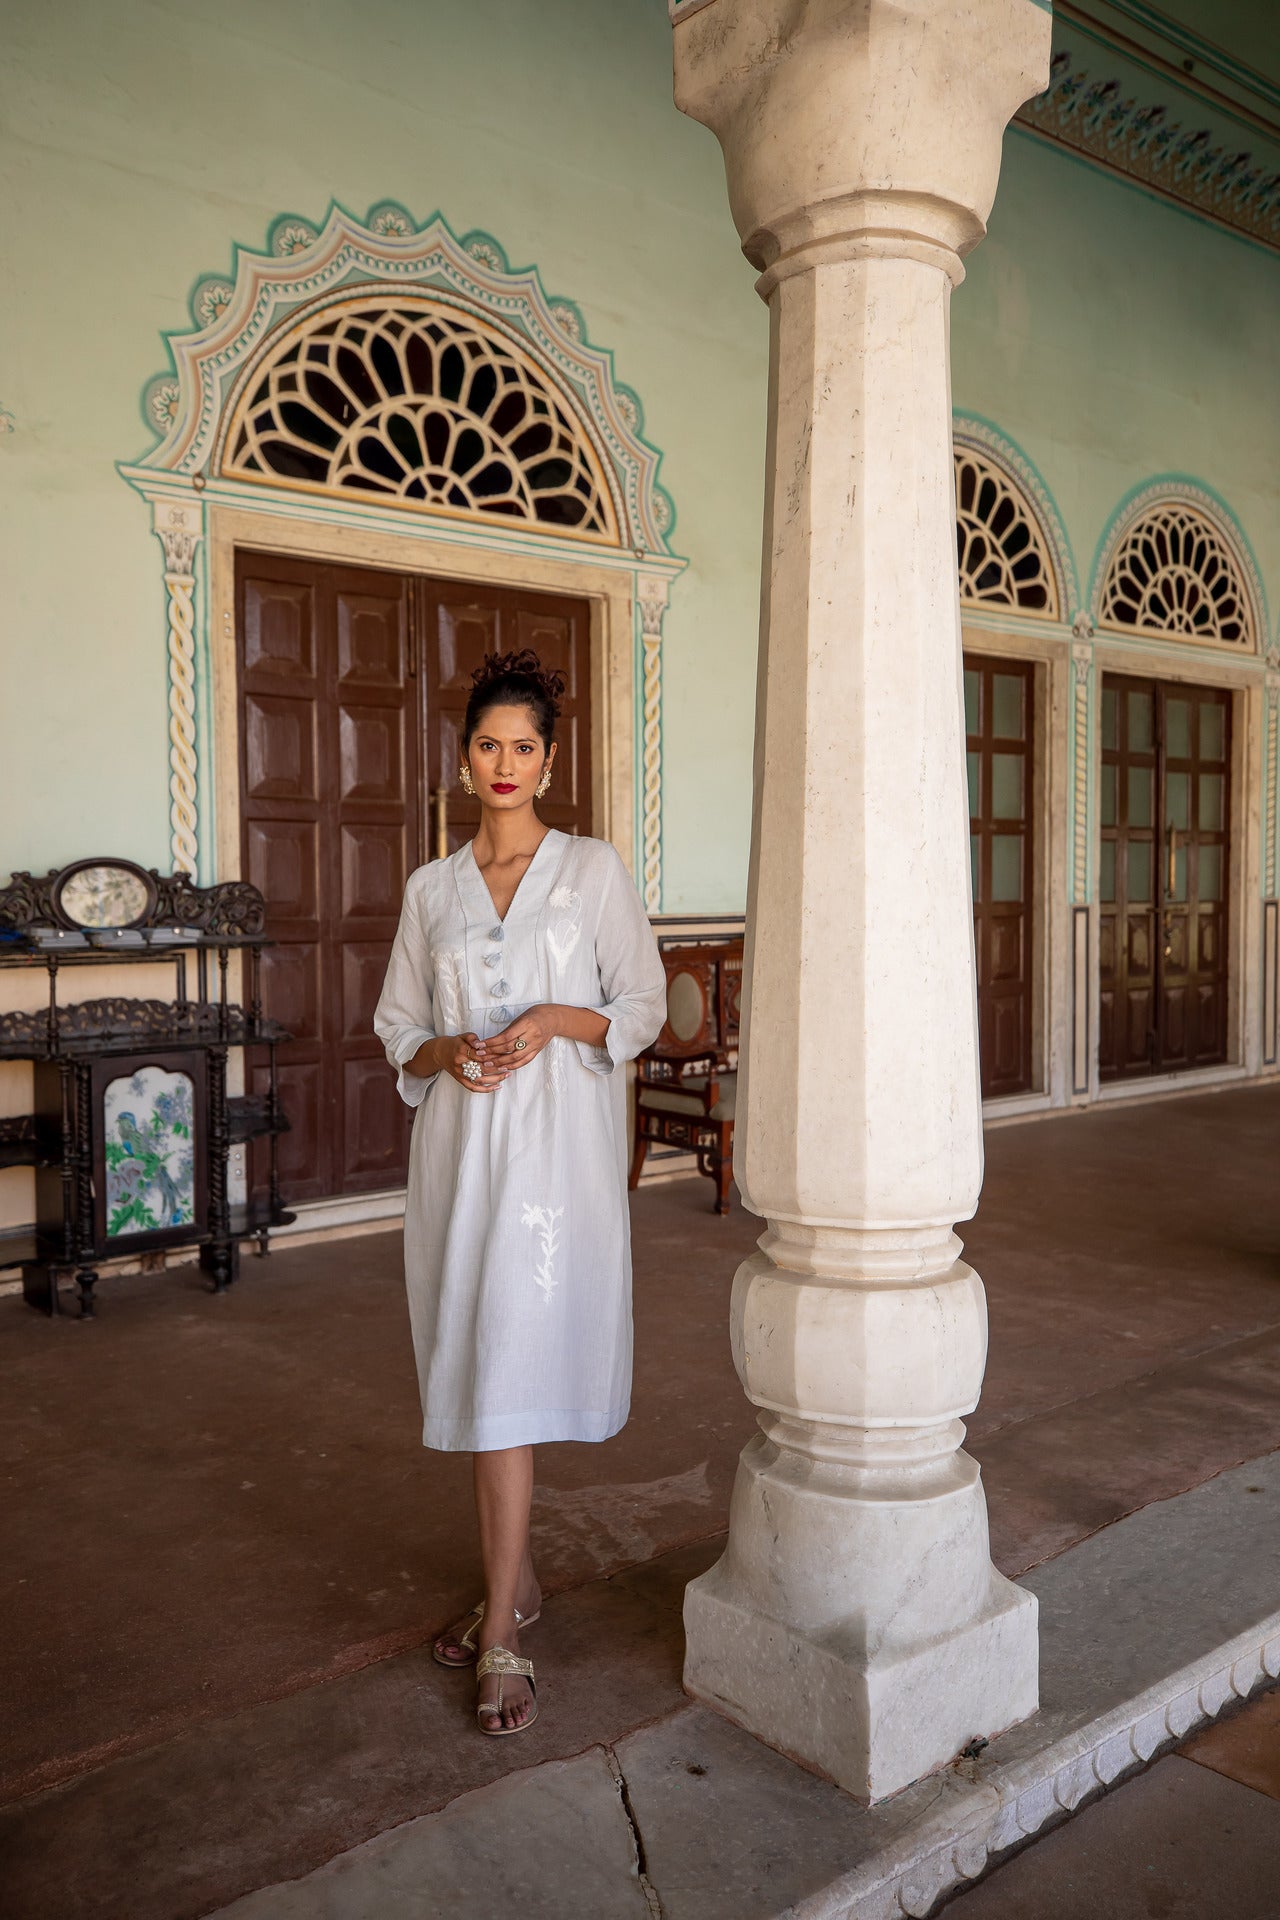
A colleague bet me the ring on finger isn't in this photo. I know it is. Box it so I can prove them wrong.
[461,1059,483,1082]
[513,1038,527,1051]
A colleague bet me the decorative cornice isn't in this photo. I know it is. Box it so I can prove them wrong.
[1016,48,1280,255]
[1055,3,1280,138]
[120,469,685,586]
[129,202,679,557]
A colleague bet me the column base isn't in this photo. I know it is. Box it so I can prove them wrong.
[684,1555,1037,1802]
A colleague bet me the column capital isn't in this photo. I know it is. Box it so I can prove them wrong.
[151,496,203,578]
[674,0,1051,288]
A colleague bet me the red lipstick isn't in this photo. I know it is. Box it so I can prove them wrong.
[491,782,518,794]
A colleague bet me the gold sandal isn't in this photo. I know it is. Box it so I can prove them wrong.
[476,1645,538,1736]
[431,1601,540,1669]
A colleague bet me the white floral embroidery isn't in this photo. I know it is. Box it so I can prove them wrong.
[547,886,583,969]
[432,948,466,1030]
[521,1203,564,1304]
[544,1038,566,1102]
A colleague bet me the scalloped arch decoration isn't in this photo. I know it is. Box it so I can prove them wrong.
[952,418,1076,621]
[953,443,1059,619]
[222,296,621,543]
[134,205,676,554]
[1096,491,1258,650]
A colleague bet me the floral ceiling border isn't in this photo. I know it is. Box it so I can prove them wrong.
[1017,48,1280,254]
[132,201,678,555]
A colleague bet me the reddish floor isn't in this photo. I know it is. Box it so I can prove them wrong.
[3,1080,1280,1821]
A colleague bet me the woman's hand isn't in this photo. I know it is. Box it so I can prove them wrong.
[413,1033,509,1093]
[489,1004,610,1068]
[486,1006,561,1069]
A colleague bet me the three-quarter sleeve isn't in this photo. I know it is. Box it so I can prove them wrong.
[374,880,439,1108]
[575,851,668,1076]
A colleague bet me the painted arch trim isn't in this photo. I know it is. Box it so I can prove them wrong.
[120,204,685,906]
[131,202,679,557]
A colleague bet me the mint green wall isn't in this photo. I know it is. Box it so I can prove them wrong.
[0,0,766,912]
[2,1,1278,916]
[953,129,1280,618]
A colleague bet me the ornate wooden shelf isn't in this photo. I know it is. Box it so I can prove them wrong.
[0,858,295,1317]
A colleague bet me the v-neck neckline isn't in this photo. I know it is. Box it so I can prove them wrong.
[464,829,562,927]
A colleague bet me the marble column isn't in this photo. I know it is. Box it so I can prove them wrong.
[673,0,1051,1801]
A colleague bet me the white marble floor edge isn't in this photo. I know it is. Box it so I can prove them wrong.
[207,1450,1280,1920]
[800,1607,1280,1920]
[797,1448,1280,1920]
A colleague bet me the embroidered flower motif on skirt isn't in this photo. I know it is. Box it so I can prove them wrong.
[546,887,583,969]
[521,1202,564,1304]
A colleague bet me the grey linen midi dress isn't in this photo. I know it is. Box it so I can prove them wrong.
[374,831,667,1451]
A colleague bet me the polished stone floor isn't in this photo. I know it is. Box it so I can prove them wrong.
[3,1079,1279,1917]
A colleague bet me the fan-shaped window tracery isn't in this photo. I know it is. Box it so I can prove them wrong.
[1098,503,1252,646]
[222,299,617,540]
[954,447,1058,618]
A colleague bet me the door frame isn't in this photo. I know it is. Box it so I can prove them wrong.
[208,502,644,892]
[960,618,1071,1110]
[1089,638,1265,1101]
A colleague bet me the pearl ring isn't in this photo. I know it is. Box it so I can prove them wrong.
[462,1059,483,1082]
[513,1038,527,1051]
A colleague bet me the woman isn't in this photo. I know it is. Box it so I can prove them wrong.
[374,649,667,1737]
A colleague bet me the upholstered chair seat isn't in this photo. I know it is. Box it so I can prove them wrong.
[638,1072,737,1121]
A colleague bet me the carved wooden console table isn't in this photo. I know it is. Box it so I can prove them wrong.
[0,859,294,1316]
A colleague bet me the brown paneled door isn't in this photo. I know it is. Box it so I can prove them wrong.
[420,579,591,858]
[1099,675,1231,1080]
[965,655,1035,1097]
[237,553,592,1203]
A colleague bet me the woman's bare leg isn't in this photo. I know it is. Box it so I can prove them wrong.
[473,1444,540,1729]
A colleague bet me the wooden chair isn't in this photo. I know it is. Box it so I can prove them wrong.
[629,938,743,1213]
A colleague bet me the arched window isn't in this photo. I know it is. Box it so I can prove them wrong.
[1098,502,1253,646]
[223,298,618,541]
[954,446,1059,618]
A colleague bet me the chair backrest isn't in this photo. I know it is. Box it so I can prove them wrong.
[651,939,744,1061]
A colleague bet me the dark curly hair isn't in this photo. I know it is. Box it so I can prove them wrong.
[462,649,566,751]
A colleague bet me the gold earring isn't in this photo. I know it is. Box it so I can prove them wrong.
[459,763,475,796]
[535,767,552,799]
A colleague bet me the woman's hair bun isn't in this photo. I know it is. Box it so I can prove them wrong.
[468,649,565,715]
[463,648,566,750]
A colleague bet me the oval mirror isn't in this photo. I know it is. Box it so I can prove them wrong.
[58,863,151,929]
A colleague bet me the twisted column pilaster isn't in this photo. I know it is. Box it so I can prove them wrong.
[153,501,204,878]
[637,576,668,912]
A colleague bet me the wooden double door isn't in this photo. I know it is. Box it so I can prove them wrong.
[965,654,1035,1097]
[236,552,592,1201]
[1099,674,1231,1080]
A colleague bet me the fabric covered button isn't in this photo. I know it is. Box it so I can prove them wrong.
[492,980,511,998]
[489,925,504,942]
[494,1006,511,1023]
[484,952,502,969]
